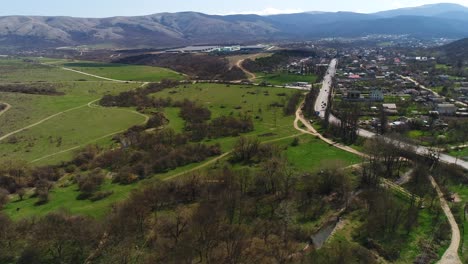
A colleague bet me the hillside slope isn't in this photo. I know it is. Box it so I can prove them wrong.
[1,4,468,49]
[436,38,468,63]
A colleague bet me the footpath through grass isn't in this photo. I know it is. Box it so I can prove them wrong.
[0,105,145,164]
[0,58,100,83]
[61,61,185,82]
[0,57,184,164]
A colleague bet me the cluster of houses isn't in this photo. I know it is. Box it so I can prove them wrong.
[333,46,468,133]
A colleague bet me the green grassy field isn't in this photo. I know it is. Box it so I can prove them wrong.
[3,133,360,220]
[255,72,317,86]
[0,57,179,164]
[153,83,301,147]
[283,135,360,172]
[3,82,363,220]
[0,105,145,164]
[0,58,99,83]
[61,61,185,82]
[0,81,146,164]
[0,82,141,134]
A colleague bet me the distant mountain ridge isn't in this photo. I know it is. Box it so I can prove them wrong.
[1,3,468,49]
[374,3,468,17]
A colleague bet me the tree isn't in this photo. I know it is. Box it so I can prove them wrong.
[379,106,388,135]
[76,169,105,199]
[31,212,100,264]
[0,188,9,209]
[17,188,26,201]
[155,207,191,248]
[231,137,260,164]
[333,101,361,144]
[34,179,52,205]
[283,92,302,116]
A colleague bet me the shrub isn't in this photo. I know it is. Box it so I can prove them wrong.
[89,191,114,202]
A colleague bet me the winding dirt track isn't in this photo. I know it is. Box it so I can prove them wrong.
[236,59,256,81]
[0,68,149,162]
[61,67,140,83]
[294,101,365,157]
[29,99,149,164]
[429,176,462,264]
[0,102,11,117]
[0,100,98,142]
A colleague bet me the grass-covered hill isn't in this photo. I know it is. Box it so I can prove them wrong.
[436,38,468,64]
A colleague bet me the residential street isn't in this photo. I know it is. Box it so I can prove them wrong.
[317,59,468,170]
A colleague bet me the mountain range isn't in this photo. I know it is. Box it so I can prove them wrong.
[1,3,468,49]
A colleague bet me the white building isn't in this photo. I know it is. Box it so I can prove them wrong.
[436,104,457,115]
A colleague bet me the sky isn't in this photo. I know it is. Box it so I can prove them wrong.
[1,0,468,17]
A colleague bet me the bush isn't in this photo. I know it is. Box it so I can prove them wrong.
[0,188,9,209]
[76,170,105,196]
[113,169,139,185]
[291,137,300,147]
[89,191,114,202]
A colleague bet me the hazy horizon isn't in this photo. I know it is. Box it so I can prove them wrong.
[1,0,467,17]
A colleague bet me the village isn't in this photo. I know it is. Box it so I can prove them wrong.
[329,46,468,149]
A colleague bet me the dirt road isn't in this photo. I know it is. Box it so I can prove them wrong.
[61,67,139,83]
[294,101,366,157]
[0,100,98,142]
[236,59,256,81]
[429,176,462,264]
[30,103,149,164]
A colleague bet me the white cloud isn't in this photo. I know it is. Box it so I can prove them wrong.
[224,7,304,16]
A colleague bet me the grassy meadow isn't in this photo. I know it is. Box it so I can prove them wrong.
[61,61,185,82]
[0,57,164,165]
[3,79,363,220]
[255,72,318,86]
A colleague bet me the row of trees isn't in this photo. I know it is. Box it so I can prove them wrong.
[99,80,179,108]
[283,92,303,116]
[0,83,64,95]
[324,101,361,144]
[302,86,320,118]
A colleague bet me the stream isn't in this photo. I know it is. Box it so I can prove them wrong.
[311,220,340,249]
